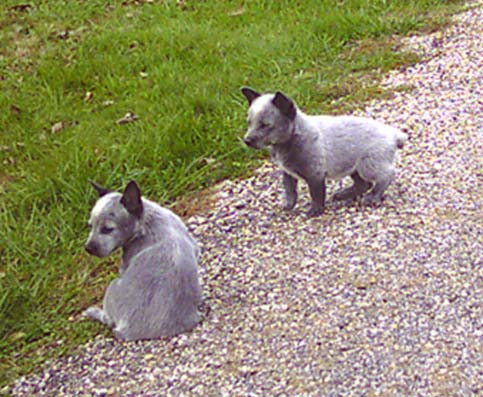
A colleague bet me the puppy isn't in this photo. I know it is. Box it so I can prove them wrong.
[241,87,407,216]
[83,180,202,340]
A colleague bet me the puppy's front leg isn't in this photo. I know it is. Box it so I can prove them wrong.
[282,172,298,211]
[307,178,326,217]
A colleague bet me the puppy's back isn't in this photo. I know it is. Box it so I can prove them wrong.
[314,116,402,149]
[106,201,202,339]
[116,237,201,338]
[143,199,201,258]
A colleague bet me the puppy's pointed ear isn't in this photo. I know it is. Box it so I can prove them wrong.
[241,87,261,105]
[90,181,111,197]
[272,92,296,121]
[120,180,143,218]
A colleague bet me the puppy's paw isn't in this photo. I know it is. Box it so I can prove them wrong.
[82,306,104,321]
[113,328,129,341]
[333,187,357,201]
[307,206,324,218]
[361,193,383,206]
[282,201,296,211]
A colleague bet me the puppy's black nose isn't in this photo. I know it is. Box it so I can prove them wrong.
[244,137,255,147]
[85,242,98,256]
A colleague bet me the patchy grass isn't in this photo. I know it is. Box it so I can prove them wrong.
[0,0,464,389]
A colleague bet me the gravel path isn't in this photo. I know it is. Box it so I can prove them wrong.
[12,2,483,396]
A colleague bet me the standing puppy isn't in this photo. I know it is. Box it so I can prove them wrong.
[83,180,202,340]
[241,87,407,217]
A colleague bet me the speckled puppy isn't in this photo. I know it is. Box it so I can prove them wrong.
[83,180,202,340]
[241,87,408,217]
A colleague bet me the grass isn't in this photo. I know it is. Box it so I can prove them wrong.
[0,0,464,390]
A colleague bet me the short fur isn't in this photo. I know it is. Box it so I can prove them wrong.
[241,87,407,216]
[84,180,202,340]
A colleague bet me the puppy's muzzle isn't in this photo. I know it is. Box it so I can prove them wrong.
[85,241,100,256]
[243,136,259,149]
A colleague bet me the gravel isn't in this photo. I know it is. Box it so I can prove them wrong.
[11,2,483,396]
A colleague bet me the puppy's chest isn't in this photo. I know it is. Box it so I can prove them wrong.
[271,147,307,180]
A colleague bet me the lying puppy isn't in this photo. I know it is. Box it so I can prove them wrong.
[83,180,202,340]
[241,87,407,216]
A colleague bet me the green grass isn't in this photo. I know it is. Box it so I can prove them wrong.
[0,0,464,389]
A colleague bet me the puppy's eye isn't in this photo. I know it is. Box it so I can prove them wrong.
[259,122,271,129]
[101,226,114,234]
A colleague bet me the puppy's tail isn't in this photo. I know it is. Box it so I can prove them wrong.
[395,130,408,149]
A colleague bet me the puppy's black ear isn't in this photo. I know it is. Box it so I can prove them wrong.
[241,87,261,105]
[90,181,111,197]
[272,92,296,121]
[121,180,143,218]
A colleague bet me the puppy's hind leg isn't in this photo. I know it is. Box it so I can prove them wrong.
[112,322,130,341]
[333,171,372,201]
[361,166,395,205]
[357,145,397,205]
[83,306,113,327]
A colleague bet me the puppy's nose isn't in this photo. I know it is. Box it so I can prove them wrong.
[85,242,98,256]
[243,136,256,147]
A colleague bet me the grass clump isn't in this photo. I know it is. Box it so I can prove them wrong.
[0,0,464,389]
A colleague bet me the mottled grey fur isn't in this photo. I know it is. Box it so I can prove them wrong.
[83,180,202,340]
[241,87,408,216]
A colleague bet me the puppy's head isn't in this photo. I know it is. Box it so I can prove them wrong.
[241,87,297,149]
[85,181,144,258]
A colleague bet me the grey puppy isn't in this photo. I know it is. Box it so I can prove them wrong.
[241,87,407,217]
[83,180,202,340]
